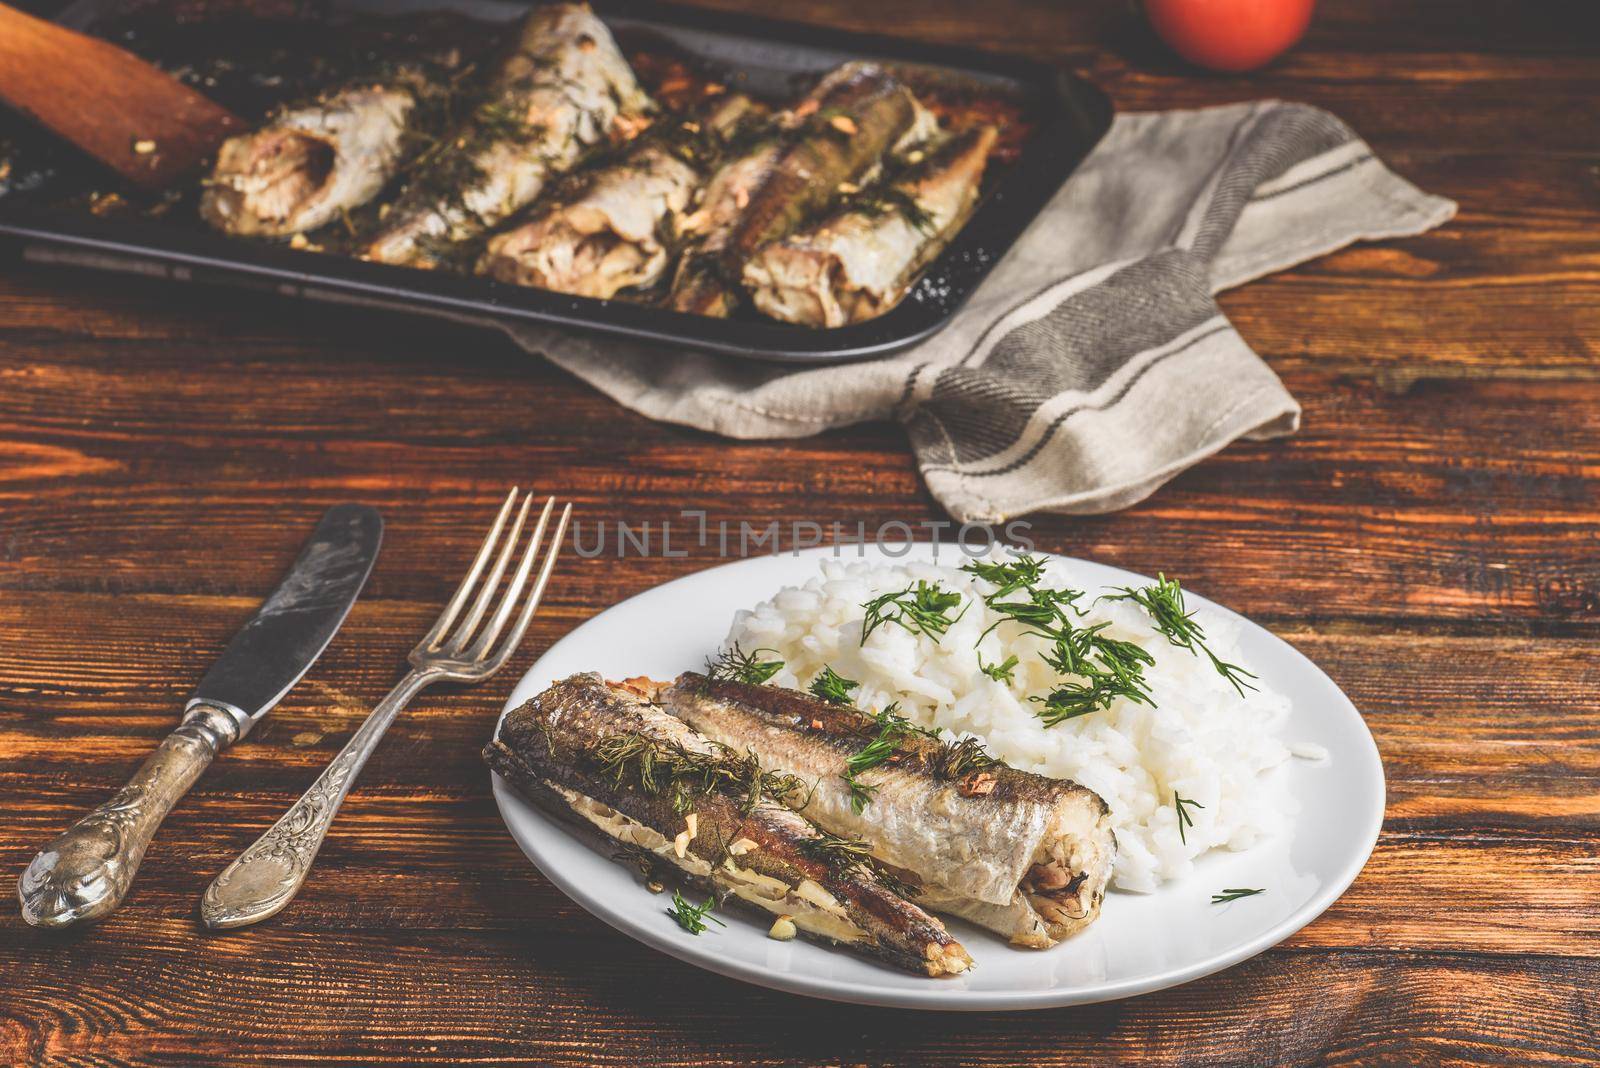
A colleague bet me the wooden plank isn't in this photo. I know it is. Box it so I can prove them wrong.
[0,925,1595,1066]
[3,613,1597,958]
[0,366,1598,623]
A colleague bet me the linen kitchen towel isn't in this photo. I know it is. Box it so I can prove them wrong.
[496,100,1455,522]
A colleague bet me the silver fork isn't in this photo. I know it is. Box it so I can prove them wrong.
[199,488,570,930]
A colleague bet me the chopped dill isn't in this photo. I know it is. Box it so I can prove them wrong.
[963,555,1157,727]
[861,581,968,644]
[590,732,809,816]
[933,736,995,780]
[851,184,936,235]
[666,889,725,934]
[1211,887,1264,905]
[962,554,1048,598]
[978,653,1020,683]
[705,642,784,686]
[474,99,543,144]
[1174,791,1204,845]
[1103,575,1258,696]
[808,664,860,705]
[839,703,934,812]
[1032,675,1140,726]
[797,827,920,900]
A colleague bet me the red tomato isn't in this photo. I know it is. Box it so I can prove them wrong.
[1144,0,1316,72]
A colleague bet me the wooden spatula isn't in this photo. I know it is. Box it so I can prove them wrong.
[0,2,244,191]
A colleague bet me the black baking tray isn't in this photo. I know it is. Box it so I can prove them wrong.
[0,0,1112,364]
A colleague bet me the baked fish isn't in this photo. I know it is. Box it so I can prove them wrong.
[744,124,997,326]
[365,3,652,268]
[478,94,761,299]
[661,672,1117,948]
[485,672,973,977]
[667,61,926,317]
[200,78,424,239]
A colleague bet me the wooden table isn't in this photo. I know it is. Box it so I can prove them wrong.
[3,1,1597,1064]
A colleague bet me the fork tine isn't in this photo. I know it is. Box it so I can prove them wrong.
[465,496,554,660]
[446,490,533,654]
[420,486,519,651]
[483,501,570,672]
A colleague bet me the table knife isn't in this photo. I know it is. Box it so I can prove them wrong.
[17,504,382,928]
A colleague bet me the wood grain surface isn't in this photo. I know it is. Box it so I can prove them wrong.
[3,1,1599,1065]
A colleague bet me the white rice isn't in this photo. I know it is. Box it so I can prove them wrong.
[722,555,1299,893]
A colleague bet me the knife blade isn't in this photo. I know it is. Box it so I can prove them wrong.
[17,504,382,928]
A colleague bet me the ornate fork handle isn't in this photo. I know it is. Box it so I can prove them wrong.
[200,670,436,930]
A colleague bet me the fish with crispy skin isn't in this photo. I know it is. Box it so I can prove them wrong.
[478,94,762,299]
[744,124,997,326]
[667,61,925,317]
[365,4,652,268]
[660,672,1116,948]
[485,672,973,977]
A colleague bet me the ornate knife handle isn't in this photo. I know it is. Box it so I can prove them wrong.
[200,670,434,930]
[18,703,244,928]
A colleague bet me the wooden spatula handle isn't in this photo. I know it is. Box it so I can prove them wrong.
[0,3,243,190]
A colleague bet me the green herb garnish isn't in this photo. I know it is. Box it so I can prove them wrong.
[933,736,996,780]
[706,642,784,686]
[1174,791,1204,845]
[839,704,923,813]
[962,555,1048,598]
[1211,887,1265,905]
[666,889,725,934]
[1103,575,1258,696]
[591,733,809,816]
[852,184,936,235]
[808,665,860,705]
[798,827,920,900]
[861,581,968,644]
[978,653,1020,683]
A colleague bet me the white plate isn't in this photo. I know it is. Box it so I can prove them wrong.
[491,545,1384,1011]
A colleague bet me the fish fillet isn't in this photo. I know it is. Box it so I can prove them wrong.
[485,673,973,977]
[365,3,652,267]
[745,124,997,326]
[479,94,761,299]
[661,672,1116,948]
[667,61,922,317]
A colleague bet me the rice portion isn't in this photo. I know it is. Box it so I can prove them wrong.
[722,555,1297,893]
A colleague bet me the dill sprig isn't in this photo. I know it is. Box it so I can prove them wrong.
[964,556,1156,726]
[978,653,1019,683]
[590,733,809,816]
[933,736,996,780]
[861,581,968,644]
[839,703,928,813]
[1174,791,1205,845]
[666,889,725,934]
[1103,574,1258,696]
[962,555,1048,598]
[705,642,784,686]
[1211,887,1264,905]
[808,665,859,705]
[851,184,936,235]
[797,827,920,900]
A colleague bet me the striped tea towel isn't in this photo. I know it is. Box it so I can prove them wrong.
[496,101,1455,522]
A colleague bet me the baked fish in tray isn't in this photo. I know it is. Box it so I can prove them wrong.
[485,672,974,978]
[744,124,998,327]
[6,0,1113,362]
[667,61,931,318]
[200,76,426,239]
[478,92,763,300]
[364,2,653,267]
[661,672,1117,949]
